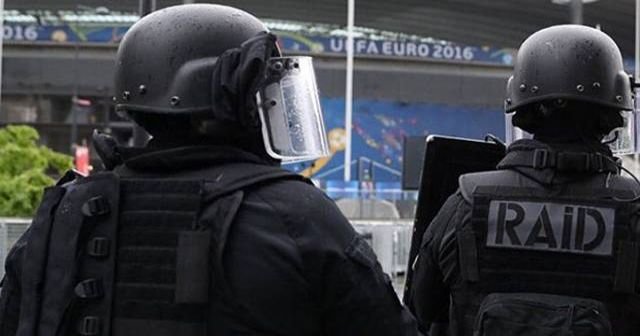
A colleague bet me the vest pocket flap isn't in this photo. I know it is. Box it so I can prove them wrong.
[473,293,612,336]
[175,231,211,304]
[479,319,570,336]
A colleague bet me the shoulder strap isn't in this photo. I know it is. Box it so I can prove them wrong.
[199,164,307,334]
[202,163,310,201]
[16,186,66,336]
[460,170,638,202]
[17,172,120,336]
[498,147,619,173]
[16,169,83,336]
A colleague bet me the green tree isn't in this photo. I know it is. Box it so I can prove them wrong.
[0,125,72,217]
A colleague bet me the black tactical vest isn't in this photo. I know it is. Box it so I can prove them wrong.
[454,169,640,335]
[15,163,306,336]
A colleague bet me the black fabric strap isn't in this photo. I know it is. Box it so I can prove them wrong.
[203,165,308,202]
[473,185,627,202]
[498,148,618,173]
[614,241,639,294]
[207,190,275,334]
[457,230,479,283]
[459,195,491,284]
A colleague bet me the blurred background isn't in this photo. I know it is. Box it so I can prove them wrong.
[1,0,639,281]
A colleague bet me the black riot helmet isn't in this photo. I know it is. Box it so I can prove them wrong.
[114,4,267,128]
[505,25,634,115]
[114,4,330,162]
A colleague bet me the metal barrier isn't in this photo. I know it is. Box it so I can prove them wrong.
[351,219,413,277]
[0,217,416,288]
[0,218,31,279]
[323,184,419,219]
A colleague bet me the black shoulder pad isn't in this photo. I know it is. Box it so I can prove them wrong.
[459,171,493,203]
[458,174,476,203]
[459,170,520,203]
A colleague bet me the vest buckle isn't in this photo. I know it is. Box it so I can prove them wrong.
[532,149,550,169]
[87,237,110,258]
[78,316,101,336]
[82,196,110,217]
[74,278,104,299]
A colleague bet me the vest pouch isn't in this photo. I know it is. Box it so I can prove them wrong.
[473,293,612,336]
[175,230,211,304]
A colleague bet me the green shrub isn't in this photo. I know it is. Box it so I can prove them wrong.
[0,125,72,217]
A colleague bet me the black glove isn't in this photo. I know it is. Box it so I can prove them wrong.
[92,130,122,170]
[211,32,280,129]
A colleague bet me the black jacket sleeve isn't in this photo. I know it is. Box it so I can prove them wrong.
[408,192,466,332]
[257,180,421,336]
[320,231,419,336]
[0,229,30,336]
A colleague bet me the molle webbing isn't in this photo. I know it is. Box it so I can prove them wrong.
[112,180,208,336]
[16,164,307,336]
[70,175,121,336]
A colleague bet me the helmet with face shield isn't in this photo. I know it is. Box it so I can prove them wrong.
[114,4,329,163]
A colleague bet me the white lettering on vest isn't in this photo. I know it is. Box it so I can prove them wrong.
[486,200,615,256]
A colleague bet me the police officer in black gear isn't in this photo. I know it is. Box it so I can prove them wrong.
[408,25,640,336]
[0,4,419,336]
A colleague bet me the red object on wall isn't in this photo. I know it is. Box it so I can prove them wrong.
[75,145,90,176]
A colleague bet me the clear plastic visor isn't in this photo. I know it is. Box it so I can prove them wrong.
[505,111,637,155]
[257,56,330,163]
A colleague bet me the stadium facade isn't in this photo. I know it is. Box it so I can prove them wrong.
[2,1,637,185]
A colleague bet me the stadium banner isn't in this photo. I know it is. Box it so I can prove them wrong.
[3,23,515,66]
[277,31,515,65]
[3,24,128,44]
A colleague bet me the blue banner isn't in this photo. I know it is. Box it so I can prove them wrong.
[3,24,128,43]
[277,31,515,65]
[4,23,515,66]
[285,98,505,181]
